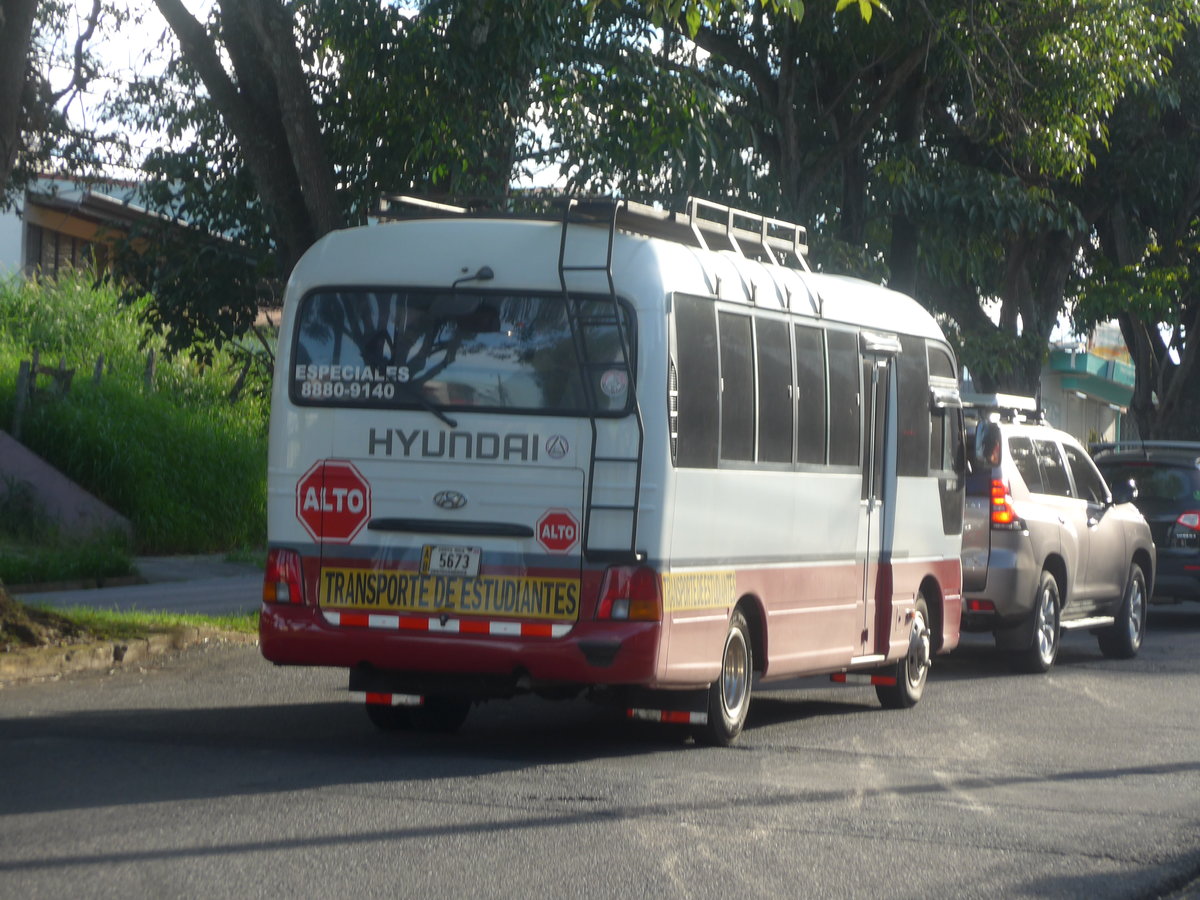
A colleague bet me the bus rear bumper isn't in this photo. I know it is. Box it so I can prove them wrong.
[259,602,662,689]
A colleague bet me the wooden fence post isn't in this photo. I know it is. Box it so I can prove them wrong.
[13,360,30,440]
[56,357,73,394]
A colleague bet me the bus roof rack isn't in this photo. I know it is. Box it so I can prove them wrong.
[375,193,810,270]
[961,392,1045,424]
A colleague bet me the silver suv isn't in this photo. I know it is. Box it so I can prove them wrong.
[962,395,1156,672]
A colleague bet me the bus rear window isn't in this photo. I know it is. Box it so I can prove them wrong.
[290,289,634,415]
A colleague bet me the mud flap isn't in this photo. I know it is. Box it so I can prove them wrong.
[597,686,710,724]
[993,617,1037,651]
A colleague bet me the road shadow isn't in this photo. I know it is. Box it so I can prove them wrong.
[0,668,906,822]
[931,611,1198,682]
[1147,604,1200,632]
[5,694,1200,881]
[0,697,658,815]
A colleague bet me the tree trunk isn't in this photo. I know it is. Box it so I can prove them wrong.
[240,0,343,238]
[888,69,930,297]
[0,0,39,198]
[152,0,343,276]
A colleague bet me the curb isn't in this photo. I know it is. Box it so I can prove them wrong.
[0,627,258,685]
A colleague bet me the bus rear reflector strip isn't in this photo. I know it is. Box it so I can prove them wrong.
[351,691,423,707]
[831,673,897,687]
[627,708,708,725]
[322,610,572,638]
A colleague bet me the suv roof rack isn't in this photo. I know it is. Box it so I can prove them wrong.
[961,392,1046,424]
[375,193,810,270]
[1090,440,1200,459]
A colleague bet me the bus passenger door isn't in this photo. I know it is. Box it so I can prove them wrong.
[858,335,899,659]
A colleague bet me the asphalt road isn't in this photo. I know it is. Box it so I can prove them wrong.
[1,607,1199,899]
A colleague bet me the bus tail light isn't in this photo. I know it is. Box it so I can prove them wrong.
[596,566,663,621]
[263,548,305,605]
[990,479,1022,530]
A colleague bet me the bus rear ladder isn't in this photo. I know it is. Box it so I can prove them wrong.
[558,198,646,565]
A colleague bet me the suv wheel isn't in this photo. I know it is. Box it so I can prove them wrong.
[1013,570,1061,674]
[1098,563,1147,660]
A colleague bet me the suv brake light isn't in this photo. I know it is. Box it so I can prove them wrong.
[990,479,1022,530]
[1177,512,1200,531]
[263,548,305,604]
[595,566,663,621]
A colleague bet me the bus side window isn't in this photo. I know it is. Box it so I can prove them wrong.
[929,404,966,471]
[756,317,793,463]
[718,311,755,462]
[896,335,929,477]
[827,329,860,468]
[794,324,826,465]
[673,295,719,468]
[927,343,956,380]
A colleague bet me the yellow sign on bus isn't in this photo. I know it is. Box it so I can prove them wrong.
[317,567,580,621]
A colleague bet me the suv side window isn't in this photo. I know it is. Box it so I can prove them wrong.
[1008,436,1045,493]
[1063,444,1109,504]
[1033,439,1072,497]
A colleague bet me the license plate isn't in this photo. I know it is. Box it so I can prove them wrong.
[421,545,481,577]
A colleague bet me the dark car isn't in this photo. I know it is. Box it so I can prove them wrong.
[961,395,1156,673]
[1092,442,1200,603]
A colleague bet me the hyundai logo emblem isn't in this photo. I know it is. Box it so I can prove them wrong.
[433,490,467,510]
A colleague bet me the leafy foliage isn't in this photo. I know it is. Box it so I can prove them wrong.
[3,0,133,205]
[546,0,1196,394]
[21,0,1200,415]
[0,273,270,552]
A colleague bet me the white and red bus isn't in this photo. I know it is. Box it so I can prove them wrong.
[260,197,965,744]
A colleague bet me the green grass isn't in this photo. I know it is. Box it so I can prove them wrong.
[0,536,134,587]
[224,547,268,568]
[0,271,272,560]
[26,605,260,640]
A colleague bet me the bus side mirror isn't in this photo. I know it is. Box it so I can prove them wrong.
[972,422,1003,471]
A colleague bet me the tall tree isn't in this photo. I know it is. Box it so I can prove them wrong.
[107,0,592,356]
[1071,26,1200,439]
[150,0,342,277]
[545,1,1193,396]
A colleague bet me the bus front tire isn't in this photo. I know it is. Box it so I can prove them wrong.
[697,608,753,747]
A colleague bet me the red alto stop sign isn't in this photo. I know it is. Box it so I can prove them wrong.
[295,459,372,543]
[536,509,580,553]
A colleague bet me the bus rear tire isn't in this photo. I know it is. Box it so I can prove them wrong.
[365,703,413,732]
[411,696,472,733]
[876,595,931,710]
[697,608,753,747]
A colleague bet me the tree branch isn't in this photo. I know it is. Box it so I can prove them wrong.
[49,0,102,106]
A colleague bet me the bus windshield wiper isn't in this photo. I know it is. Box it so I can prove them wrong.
[395,380,457,428]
